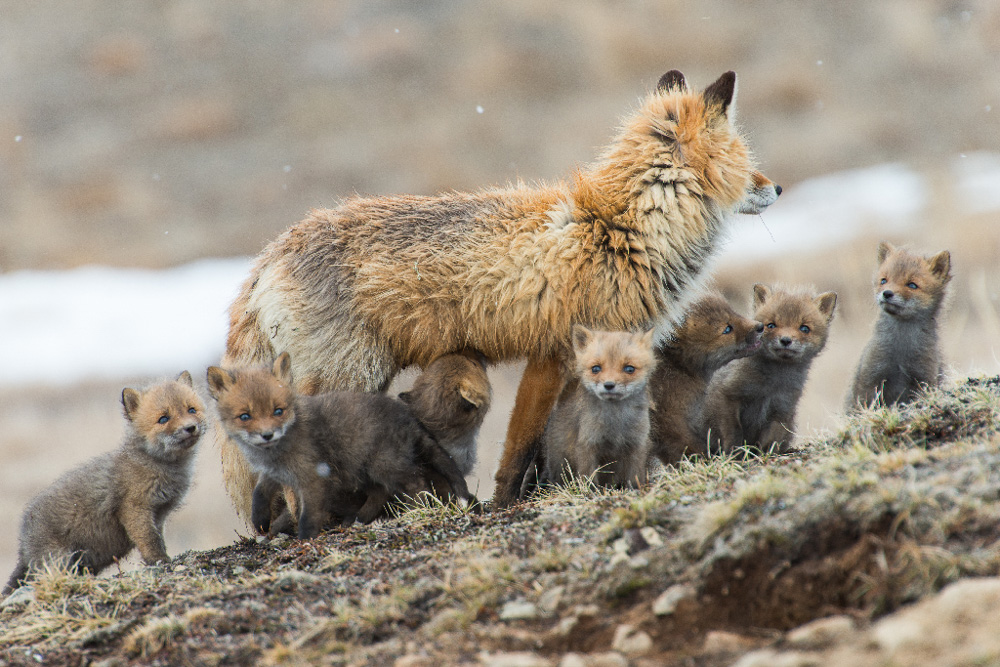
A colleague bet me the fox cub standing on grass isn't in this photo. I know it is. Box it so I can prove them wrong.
[541,326,656,488]
[649,293,763,465]
[847,242,952,409]
[219,69,782,512]
[399,351,491,497]
[3,373,204,595]
[702,285,837,454]
[207,353,472,539]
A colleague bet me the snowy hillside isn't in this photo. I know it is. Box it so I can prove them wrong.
[1,153,998,387]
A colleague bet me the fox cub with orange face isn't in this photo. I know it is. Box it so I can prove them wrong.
[847,242,951,409]
[650,293,763,465]
[541,326,656,488]
[207,353,471,539]
[702,285,837,454]
[4,373,205,595]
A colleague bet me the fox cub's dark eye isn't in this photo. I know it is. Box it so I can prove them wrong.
[907,282,918,289]
[880,278,887,285]
[158,415,170,424]
[591,365,602,374]
[187,407,197,414]
[239,413,251,421]
[766,323,776,329]
[722,324,733,335]
[623,365,636,374]
[799,325,811,333]
[274,408,284,416]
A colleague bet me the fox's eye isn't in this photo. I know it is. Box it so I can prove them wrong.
[591,365,602,374]
[880,278,887,285]
[766,323,776,329]
[157,415,170,424]
[722,324,733,335]
[799,325,811,333]
[274,408,284,416]
[907,282,918,289]
[239,413,251,421]
[187,407,197,414]
[623,365,635,374]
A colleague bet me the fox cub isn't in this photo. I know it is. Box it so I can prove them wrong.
[541,326,656,488]
[650,293,763,465]
[847,241,951,409]
[702,285,837,454]
[4,373,205,595]
[207,353,471,539]
[399,351,491,496]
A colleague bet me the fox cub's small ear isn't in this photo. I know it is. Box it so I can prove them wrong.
[656,70,687,93]
[928,250,952,281]
[703,71,736,116]
[122,388,142,421]
[398,391,412,405]
[176,370,193,387]
[273,352,293,386]
[571,324,593,354]
[636,328,656,350]
[751,283,771,309]
[205,366,234,399]
[458,381,485,409]
[816,291,838,320]
[876,241,895,264]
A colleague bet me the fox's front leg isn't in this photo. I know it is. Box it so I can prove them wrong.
[494,356,566,508]
[757,419,794,453]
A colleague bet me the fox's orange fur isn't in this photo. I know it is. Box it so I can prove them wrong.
[220,69,780,515]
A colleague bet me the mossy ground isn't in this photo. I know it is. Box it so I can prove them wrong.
[3,377,1000,666]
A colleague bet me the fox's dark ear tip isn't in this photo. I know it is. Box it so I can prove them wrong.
[656,69,687,92]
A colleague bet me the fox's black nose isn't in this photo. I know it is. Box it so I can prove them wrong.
[603,381,616,391]
[780,337,792,347]
[882,290,894,299]
[261,432,274,442]
[185,425,197,434]
[774,184,782,196]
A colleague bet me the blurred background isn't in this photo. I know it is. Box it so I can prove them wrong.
[2,0,999,579]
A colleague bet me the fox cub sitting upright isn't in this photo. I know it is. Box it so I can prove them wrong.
[541,326,656,488]
[847,241,952,409]
[4,373,205,595]
[399,351,491,497]
[702,284,837,454]
[649,293,763,465]
[207,353,471,539]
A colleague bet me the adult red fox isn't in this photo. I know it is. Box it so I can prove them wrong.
[220,69,781,514]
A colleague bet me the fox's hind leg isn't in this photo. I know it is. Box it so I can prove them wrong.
[493,356,566,508]
[417,435,471,503]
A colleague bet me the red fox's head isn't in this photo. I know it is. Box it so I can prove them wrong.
[752,284,837,364]
[669,293,763,372]
[571,325,656,401]
[123,371,206,458]
[207,352,297,451]
[874,241,951,319]
[630,69,781,217]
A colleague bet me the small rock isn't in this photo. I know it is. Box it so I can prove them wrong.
[271,533,289,545]
[1,586,34,610]
[394,655,432,667]
[173,564,188,573]
[231,565,246,575]
[538,586,565,614]
[573,604,600,617]
[703,630,757,653]
[731,650,819,667]
[608,552,629,567]
[652,584,693,616]
[500,599,538,621]
[612,538,629,554]
[627,555,649,569]
[586,654,628,667]
[639,526,663,547]
[557,654,586,667]
[547,616,578,639]
[255,535,268,544]
[785,615,855,649]
[611,624,653,656]
[479,651,552,667]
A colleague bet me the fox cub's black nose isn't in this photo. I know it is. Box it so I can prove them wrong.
[882,290,894,299]
[780,337,793,347]
[603,381,616,390]
[185,425,197,434]
[774,184,782,196]
[261,432,274,442]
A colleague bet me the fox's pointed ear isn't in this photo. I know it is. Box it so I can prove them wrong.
[816,291,838,320]
[122,388,142,421]
[458,381,485,409]
[703,71,737,116]
[637,328,656,350]
[928,249,952,281]
[752,283,771,309]
[176,370,193,387]
[397,391,412,405]
[877,241,894,264]
[205,366,233,399]
[273,352,293,386]
[656,69,687,93]
[571,324,593,354]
